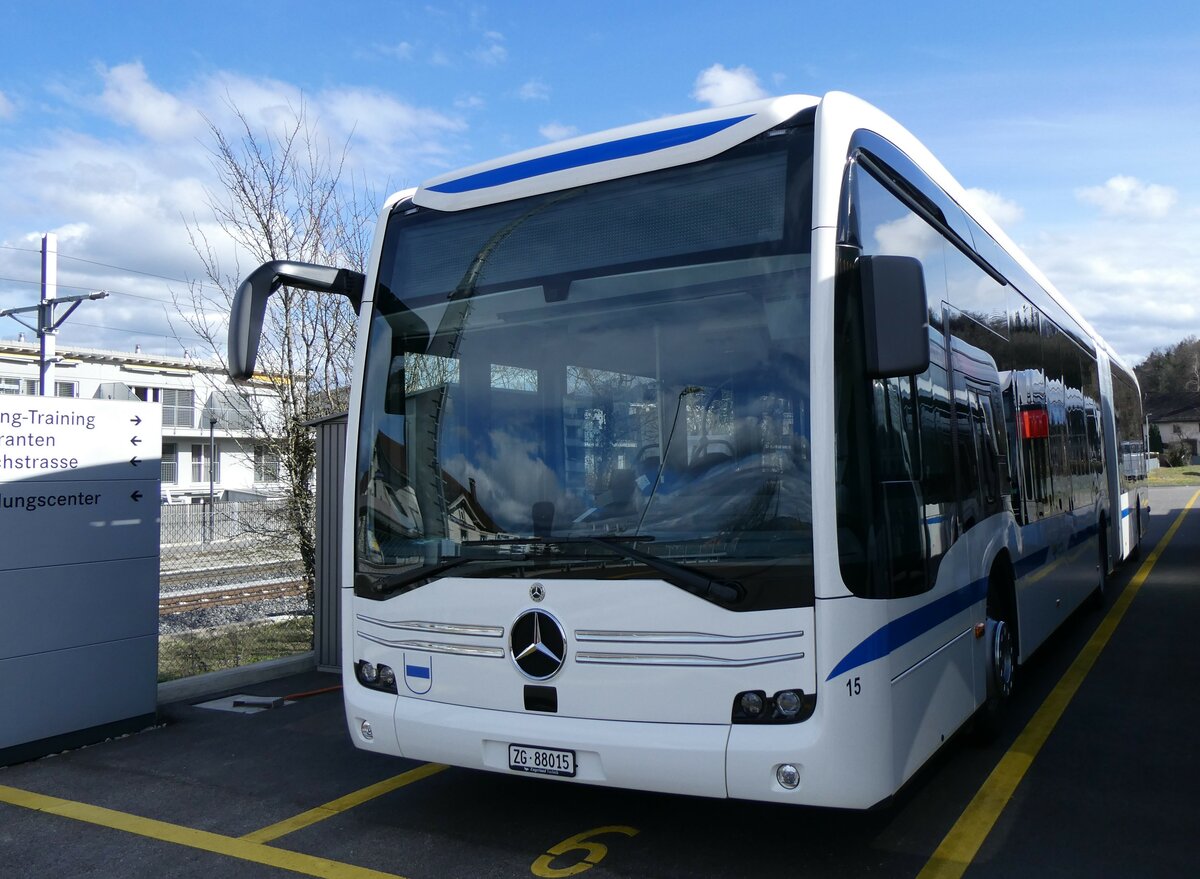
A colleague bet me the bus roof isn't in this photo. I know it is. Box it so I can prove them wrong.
[412,95,818,212]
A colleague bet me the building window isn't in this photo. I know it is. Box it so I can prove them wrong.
[163,389,195,428]
[162,443,178,484]
[254,444,281,482]
[55,380,77,398]
[191,443,220,483]
[0,376,21,396]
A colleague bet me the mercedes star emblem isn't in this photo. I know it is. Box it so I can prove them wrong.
[510,609,566,680]
[530,583,545,602]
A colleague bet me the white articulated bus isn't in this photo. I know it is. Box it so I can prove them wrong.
[228,92,1147,808]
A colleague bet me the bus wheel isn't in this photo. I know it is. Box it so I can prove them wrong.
[975,579,1015,741]
[1091,525,1109,609]
[1131,505,1143,561]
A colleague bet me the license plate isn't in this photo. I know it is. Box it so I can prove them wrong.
[508,743,576,777]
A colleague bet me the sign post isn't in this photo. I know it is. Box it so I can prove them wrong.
[0,396,161,764]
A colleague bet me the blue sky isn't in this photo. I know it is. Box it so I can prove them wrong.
[0,1,1197,366]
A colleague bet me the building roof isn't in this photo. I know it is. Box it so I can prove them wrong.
[1145,392,1200,422]
[0,339,227,374]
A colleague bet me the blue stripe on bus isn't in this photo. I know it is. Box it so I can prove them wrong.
[405,664,431,679]
[1121,506,1132,519]
[827,526,1106,682]
[825,577,989,681]
[427,115,753,194]
[1067,522,1100,549]
[1012,546,1048,580]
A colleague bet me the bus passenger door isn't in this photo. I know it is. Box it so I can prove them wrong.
[948,344,1006,712]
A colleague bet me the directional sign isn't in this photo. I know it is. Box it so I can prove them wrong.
[0,396,161,761]
[0,397,161,566]
[0,397,161,484]
[0,478,159,569]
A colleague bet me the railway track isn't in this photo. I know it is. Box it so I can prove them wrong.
[159,580,306,615]
[160,558,301,592]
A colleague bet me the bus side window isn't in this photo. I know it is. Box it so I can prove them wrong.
[835,162,949,598]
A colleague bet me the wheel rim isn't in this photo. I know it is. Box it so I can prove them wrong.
[990,619,1014,699]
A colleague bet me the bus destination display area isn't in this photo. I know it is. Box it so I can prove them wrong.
[1,486,1196,879]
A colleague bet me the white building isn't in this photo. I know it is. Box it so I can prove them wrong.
[0,340,284,502]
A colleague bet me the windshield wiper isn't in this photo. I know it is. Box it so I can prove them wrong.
[356,557,472,595]
[584,537,745,604]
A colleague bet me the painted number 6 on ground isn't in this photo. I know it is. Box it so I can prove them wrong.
[531,825,639,877]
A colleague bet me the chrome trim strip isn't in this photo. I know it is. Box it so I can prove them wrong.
[890,627,973,685]
[356,615,504,638]
[356,632,506,658]
[574,651,805,668]
[574,629,804,645]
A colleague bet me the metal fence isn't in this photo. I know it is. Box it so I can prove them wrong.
[158,500,311,682]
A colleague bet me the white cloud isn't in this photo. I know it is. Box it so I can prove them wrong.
[316,86,466,170]
[1025,214,1200,365]
[518,80,550,101]
[473,31,508,66]
[97,62,205,142]
[539,122,578,142]
[1076,175,1178,219]
[0,90,14,119]
[962,188,1024,226]
[871,213,942,261]
[0,63,472,355]
[692,64,767,107]
[455,93,485,111]
[375,41,414,61]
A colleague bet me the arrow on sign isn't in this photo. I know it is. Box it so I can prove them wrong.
[130,456,141,467]
[130,436,142,446]
[131,415,142,426]
[131,491,143,502]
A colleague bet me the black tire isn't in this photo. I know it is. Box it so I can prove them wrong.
[1130,505,1143,561]
[974,569,1016,742]
[1091,524,1108,609]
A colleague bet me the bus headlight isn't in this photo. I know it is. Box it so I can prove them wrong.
[737,691,765,718]
[775,689,803,718]
[358,661,378,683]
[356,660,398,694]
[732,688,815,723]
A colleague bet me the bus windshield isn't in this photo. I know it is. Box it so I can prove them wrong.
[355,124,815,609]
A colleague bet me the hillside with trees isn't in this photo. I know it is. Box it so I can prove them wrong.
[1136,336,1200,465]
[1135,336,1200,397]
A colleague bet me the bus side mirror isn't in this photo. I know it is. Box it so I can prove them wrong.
[858,255,930,378]
[228,260,366,380]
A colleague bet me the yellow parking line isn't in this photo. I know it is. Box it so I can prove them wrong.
[0,782,406,879]
[917,489,1200,879]
[242,763,449,844]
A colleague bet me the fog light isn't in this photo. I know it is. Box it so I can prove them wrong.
[776,763,800,789]
[775,690,802,718]
[378,665,396,688]
[358,661,378,684]
[739,691,764,717]
[360,720,374,740]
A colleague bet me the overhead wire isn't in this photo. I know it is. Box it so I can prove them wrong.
[0,246,251,353]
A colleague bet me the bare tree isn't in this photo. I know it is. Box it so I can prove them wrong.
[177,99,377,600]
